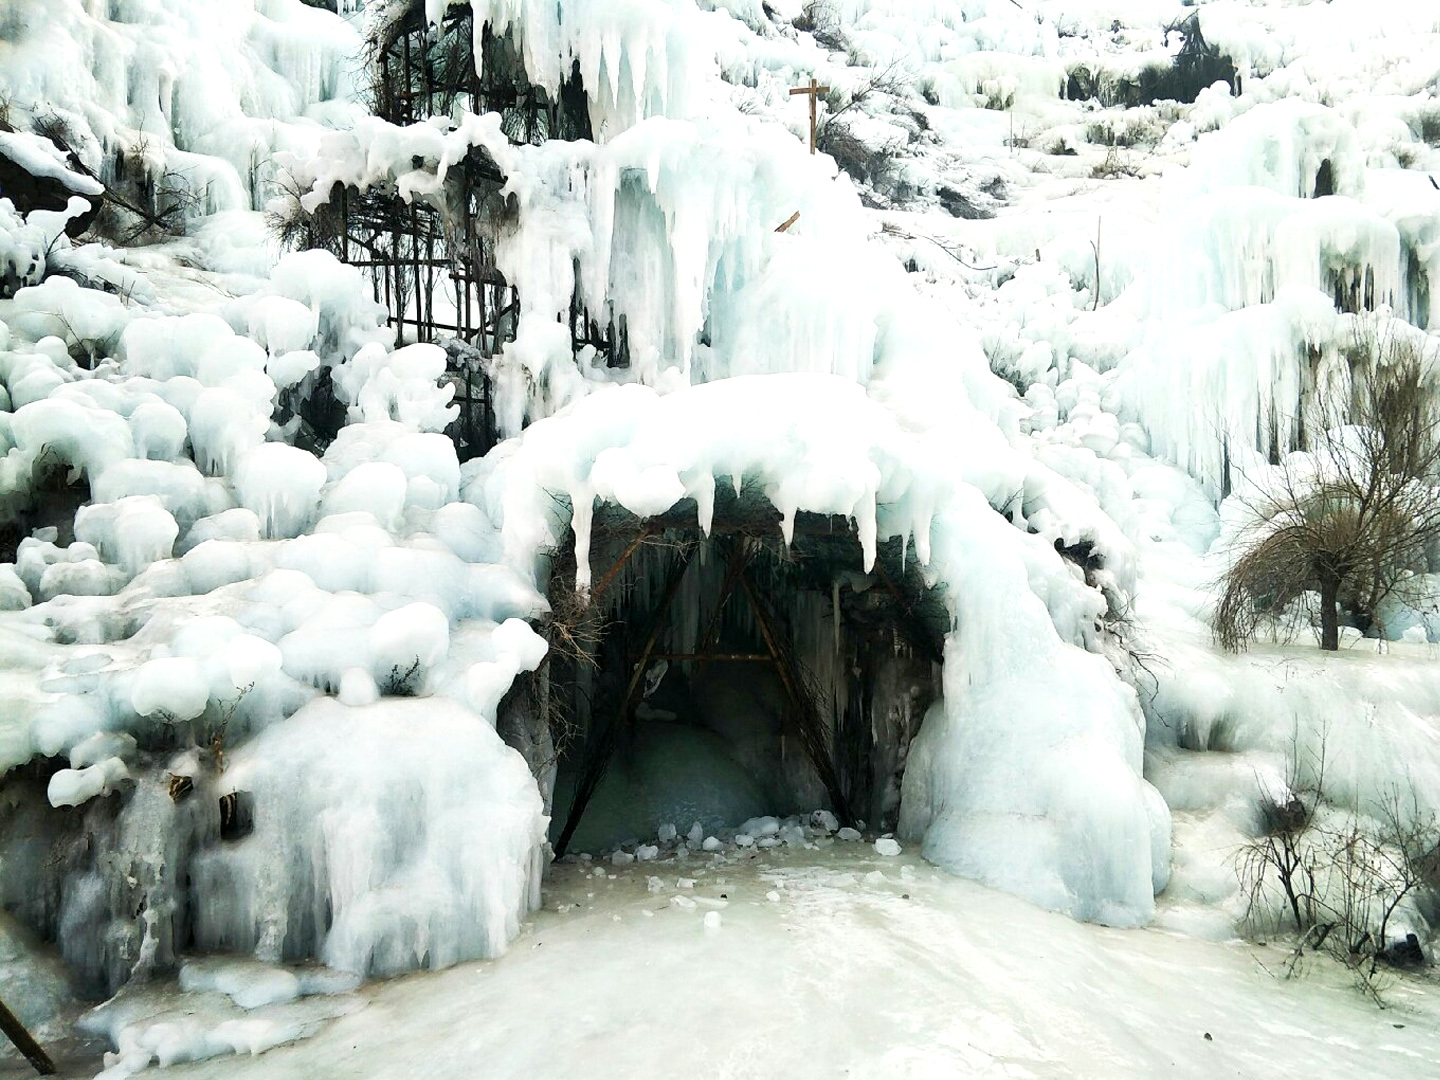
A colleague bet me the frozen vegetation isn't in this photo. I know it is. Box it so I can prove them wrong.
[0,0,1439,1075]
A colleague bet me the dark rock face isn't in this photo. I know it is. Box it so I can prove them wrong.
[0,142,103,237]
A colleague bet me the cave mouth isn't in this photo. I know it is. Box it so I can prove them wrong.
[539,486,947,857]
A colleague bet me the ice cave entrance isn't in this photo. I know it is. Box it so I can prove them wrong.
[537,488,947,856]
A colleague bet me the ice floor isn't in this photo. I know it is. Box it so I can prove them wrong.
[14,844,1437,1080]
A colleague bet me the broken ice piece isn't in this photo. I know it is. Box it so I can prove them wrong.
[703,911,722,931]
[810,809,839,833]
[874,838,901,857]
[865,870,886,884]
[647,876,665,894]
[836,827,862,841]
[611,850,635,865]
[658,823,677,843]
[635,844,659,861]
[688,821,704,845]
[702,836,722,852]
[734,833,754,848]
[765,891,781,902]
[676,878,695,889]
[670,895,697,910]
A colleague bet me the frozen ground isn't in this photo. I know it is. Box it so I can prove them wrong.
[9,843,1439,1080]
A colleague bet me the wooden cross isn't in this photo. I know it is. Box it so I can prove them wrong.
[790,76,830,154]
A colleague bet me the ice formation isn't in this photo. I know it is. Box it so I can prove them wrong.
[3,0,1440,1070]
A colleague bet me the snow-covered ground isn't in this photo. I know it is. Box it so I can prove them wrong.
[13,843,1440,1080]
[4,0,1440,1074]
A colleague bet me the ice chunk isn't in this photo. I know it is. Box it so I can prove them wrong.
[69,732,137,769]
[178,960,303,1010]
[47,757,130,808]
[738,816,780,837]
[702,911,722,931]
[874,838,902,857]
[235,444,327,539]
[74,496,179,576]
[190,698,546,976]
[836,828,862,842]
[369,602,450,695]
[338,668,380,707]
[657,823,677,843]
[129,657,209,721]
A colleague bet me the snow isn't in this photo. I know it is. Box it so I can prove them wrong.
[3,0,1440,1069]
[81,846,1440,1080]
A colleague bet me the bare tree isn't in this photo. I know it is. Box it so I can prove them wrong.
[1215,327,1440,651]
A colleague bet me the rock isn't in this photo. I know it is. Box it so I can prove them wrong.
[1383,932,1426,968]
[810,809,839,833]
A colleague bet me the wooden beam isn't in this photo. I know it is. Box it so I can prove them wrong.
[0,998,56,1076]
[775,211,801,233]
[733,554,854,826]
[588,527,651,607]
[692,546,749,676]
[653,653,771,662]
[552,543,695,857]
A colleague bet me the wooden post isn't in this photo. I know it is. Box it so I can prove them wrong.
[0,997,56,1076]
[789,77,831,154]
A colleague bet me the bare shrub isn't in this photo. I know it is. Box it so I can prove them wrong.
[382,657,423,697]
[793,1,847,52]
[1215,326,1440,651]
[1239,734,1438,1001]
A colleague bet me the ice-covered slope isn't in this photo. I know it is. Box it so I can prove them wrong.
[2,0,1440,1072]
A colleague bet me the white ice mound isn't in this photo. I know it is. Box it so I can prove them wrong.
[190,697,547,976]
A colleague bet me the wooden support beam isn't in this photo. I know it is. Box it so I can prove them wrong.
[693,545,749,677]
[653,653,771,662]
[775,211,801,233]
[588,527,651,607]
[733,554,854,826]
[552,544,696,858]
[0,998,56,1076]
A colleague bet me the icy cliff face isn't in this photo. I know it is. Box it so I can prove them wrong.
[4,0,1440,1043]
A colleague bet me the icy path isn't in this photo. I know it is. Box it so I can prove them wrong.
[84,847,1439,1080]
